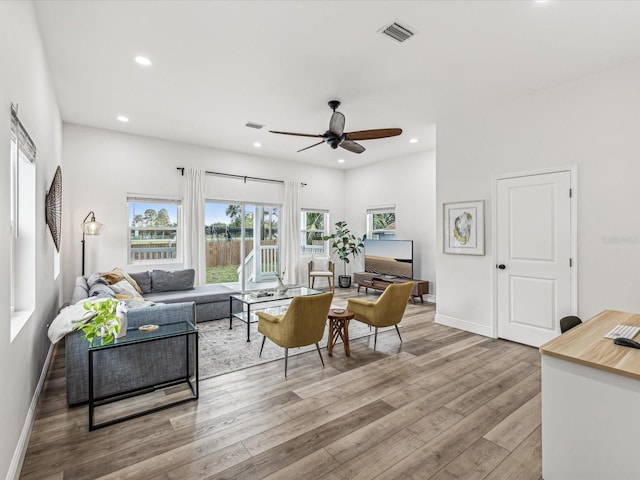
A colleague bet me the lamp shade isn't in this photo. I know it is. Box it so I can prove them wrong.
[81,211,104,235]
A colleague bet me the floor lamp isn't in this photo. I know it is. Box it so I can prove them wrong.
[81,211,104,276]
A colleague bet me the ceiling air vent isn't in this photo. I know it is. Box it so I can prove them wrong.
[379,21,415,43]
[245,121,264,129]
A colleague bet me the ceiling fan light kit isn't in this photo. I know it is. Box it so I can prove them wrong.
[270,100,401,154]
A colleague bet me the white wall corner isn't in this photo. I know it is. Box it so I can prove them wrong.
[6,343,54,480]
[436,313,495,338]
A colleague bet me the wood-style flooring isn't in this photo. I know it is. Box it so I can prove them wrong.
[20,288,542,479]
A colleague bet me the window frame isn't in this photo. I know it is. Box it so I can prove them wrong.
[127,195,182,264]
[367,206,396,240]
[10,105,37,339]
[301,208,329,255]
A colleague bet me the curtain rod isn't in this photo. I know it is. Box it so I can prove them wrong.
[176,168,306,186]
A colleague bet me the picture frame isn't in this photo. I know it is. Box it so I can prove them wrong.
[443,200,485,255]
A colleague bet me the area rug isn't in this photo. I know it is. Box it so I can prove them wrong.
[197,309,395,379]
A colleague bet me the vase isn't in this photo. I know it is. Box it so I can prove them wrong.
[115,301,128,338]
[276,277,288,295]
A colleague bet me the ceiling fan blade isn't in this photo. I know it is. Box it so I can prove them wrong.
[297,140,325,153]
[270,130,323,138]
[345,128,402,141]
[340,140,365,154]
[329,111,345,136]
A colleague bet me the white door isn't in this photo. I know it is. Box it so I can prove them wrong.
[496,171,572,347]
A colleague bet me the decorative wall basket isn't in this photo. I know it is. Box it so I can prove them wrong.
[45,165,62,252]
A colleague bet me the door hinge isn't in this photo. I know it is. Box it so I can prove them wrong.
[569,258,573,267]
[569,188,572,198]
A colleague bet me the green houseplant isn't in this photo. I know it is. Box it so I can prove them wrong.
[74,298,121,346]
[323,220,366,288]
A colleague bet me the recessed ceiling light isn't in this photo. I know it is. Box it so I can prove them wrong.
[117,115,129,123]
[409,138,418,144]
[134,56,152,66]
[253,142,261,148]
[338,158,345,163]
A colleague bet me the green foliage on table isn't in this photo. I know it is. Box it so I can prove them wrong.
[75,298,120,346]
[323,220,366,276]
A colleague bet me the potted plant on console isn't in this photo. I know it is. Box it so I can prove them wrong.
[323,220,366,288]
[74,298,125,346]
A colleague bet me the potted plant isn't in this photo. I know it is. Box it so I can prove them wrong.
[74,298,123,346]
[323,220,366,288]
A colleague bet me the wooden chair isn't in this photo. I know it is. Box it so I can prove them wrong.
[308,256,335,292]
[346,282,413,350]
[256,292,333,376]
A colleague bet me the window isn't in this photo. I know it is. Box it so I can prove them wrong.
[301,209,328,254]
[10,105,36,338]
[367,206,396,240]
[127,196,181,263]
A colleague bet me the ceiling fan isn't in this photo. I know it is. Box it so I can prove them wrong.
[270,100,402,154]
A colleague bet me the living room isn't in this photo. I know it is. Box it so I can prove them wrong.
[4,1,640,479]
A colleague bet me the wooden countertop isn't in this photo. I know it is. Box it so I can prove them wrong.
[539,310,640,380]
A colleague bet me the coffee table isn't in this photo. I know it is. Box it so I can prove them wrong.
[327,308,355,356]
[229,287,323,342]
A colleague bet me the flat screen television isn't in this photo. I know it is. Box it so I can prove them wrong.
[364,239,413,279]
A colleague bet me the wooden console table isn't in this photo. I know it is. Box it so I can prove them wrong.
[353,272,429,304]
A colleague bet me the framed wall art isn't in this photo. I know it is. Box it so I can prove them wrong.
[45,165,62,252]
[443,200,485,255]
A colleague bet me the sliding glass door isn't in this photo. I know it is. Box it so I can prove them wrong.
[205,200,280,292]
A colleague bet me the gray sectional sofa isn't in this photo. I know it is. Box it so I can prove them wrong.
[66,268,241,405]
[71,268,240,322]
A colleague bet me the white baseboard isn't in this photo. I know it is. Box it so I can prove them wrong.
[424,294,436,304]
[6,343,54,480]
[435,313,494,338]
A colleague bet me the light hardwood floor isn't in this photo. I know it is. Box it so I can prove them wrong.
[20,288,542,479]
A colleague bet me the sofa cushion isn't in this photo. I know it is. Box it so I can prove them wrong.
[150,269,195,293]
[129,271,152,294]
[144,284,234,305]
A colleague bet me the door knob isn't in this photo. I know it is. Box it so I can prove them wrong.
[497,264,506,270]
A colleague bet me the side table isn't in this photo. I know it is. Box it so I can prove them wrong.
[327,309,355,356]
[88,320,198,431]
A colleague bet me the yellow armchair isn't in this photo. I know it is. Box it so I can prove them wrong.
[257,292,333,376]
[346,282,413,350]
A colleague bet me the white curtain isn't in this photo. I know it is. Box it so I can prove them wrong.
[183,168,206,285]
[281,180,301,285]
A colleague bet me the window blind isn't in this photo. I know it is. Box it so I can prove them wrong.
[366,205,395,214]
[10,105,36,163]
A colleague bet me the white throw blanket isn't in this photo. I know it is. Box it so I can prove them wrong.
[47,301,97,344]
[47,297,156,344]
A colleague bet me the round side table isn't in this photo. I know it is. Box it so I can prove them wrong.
[327,309,355,356]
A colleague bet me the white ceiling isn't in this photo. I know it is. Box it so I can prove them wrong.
[34,1,640,170]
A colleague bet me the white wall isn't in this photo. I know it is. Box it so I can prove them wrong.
[61,124,346,298]
[0,2,63,478]
[436,59,640,335]
[344,150,437,295]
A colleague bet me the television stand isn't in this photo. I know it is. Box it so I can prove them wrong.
[353,272,429,304]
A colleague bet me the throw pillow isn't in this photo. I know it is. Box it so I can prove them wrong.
[86,272,108,289]
[312,256,331,272]
[101,268,143,295]
[88,283,115,298]
[110,279,143,299]
[150,269,195,293]
[129,271,152,294]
